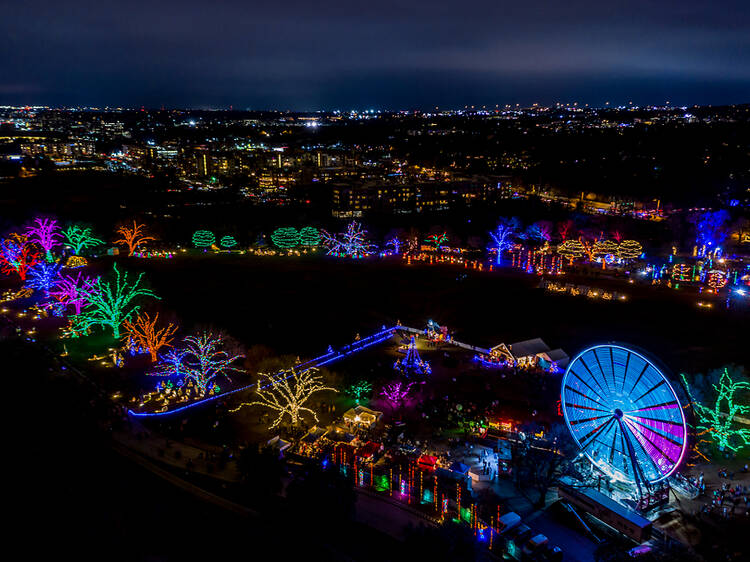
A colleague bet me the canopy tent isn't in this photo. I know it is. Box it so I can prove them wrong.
[449,461,471,475]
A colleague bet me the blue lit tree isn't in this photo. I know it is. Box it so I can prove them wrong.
[488,217,521,264]
[690,210,730,256]
[26,261,62,295]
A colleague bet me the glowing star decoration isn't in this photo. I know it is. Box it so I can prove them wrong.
[192,230,215,248]
[75,264,158,338]
[425,232,449,252]
[0,235,41,281]
[299,226,321,247]
[488,218,520,264]
[49,271,97,315]
[231,366,335,428]
[26,261,62,294]
[320,221,376,258]
[557,239,585,259]
[115,221,155,256]
[62,225,103,255]
[681,368,750,453]
[219,235,237,249]
[26,217,62,262]
[617,240,643,261]
[122,312,178,362]
[380,381,415,410]
[346,380,373,404]
[270,227,300,249]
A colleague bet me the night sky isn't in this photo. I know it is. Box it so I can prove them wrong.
[2,0,749,109]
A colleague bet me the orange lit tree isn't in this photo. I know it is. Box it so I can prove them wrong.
[115,221,155,256]
[122,312,178,362]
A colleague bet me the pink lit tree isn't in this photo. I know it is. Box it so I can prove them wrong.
[26,218,62,262]
[49,271,98,315]
[380,381,415,411]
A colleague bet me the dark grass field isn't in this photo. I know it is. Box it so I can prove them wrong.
[131,254,747,375]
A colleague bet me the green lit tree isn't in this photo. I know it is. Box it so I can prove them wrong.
[271,227,300,249]
[192,230,215,248]
[681,367,750,453]
[74,264,158,338]
[299,226,321,246]
[346,380,373,404]
[63,224,104,255]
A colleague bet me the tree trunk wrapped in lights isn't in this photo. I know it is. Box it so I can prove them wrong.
[49,271,98,315]
[122,312,178,362]
[232,367,336,429]
[26,217,62,262]
[63,224,104,255]
[0,234,41,281]
[681,368,750,453]
[115,221,155,256]
[75,264,158,338]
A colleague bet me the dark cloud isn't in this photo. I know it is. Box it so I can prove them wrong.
[2,0,749,108]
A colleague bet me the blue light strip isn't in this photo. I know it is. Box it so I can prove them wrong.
[128,326,397,418]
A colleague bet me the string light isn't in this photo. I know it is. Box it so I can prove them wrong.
[26,217,62,262]
[75,263,158,338]
[63,224,103,255]
[298,226,321,246]
[122,312,178,362]
[192,230,215,248]
[219,235,237,249]
[115,221,155,256]
[270,227,300,249]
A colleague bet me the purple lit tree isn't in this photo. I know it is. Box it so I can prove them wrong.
[321,221,376,258]
[488,217,521,264]
[26,218,62,262]
[526,221,553,243]
[380,381,415,411]
[49,271,98,315]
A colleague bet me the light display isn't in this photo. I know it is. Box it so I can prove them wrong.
[425,232,449,251]
[671,264,691,282]
[219,235,237,249]
[153,332,243,392]
[122,313,178,362]
[320,221,376,258]
[270,227,300,249]
[231,366,335,428]
[488,218,520,264]
[707,270,728,290]
[557,239,584,259]
[26,261,62,294]
[557,220,574,241]
[380,381,414,410]
[75,264,158,338]
[299,226,321,247]
[346,380,373,404]
[63,225,103,255]
[394,336,431,375]
[526,221,553,242]
[385,237,403,255]
[691,210,730,255]
[0,235,40,281]
[49,271,97,315]
[115,221,155,256]
[561,344,687,494]
[617,240,643,260]
[26,217,62,262]
[192,230,215,248]
[65,255,88,268]
[592,240,618,259]
[681,369,750,453]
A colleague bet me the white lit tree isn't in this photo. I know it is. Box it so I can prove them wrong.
[232,367,336,429]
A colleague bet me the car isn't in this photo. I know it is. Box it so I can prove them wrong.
[496,511,522,534]
[523,534,549,558]
[505,523,533,560]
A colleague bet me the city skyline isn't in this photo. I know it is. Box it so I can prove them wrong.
[2,0,749,109]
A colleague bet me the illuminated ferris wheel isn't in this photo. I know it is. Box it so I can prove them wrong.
[561,344,687,495]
